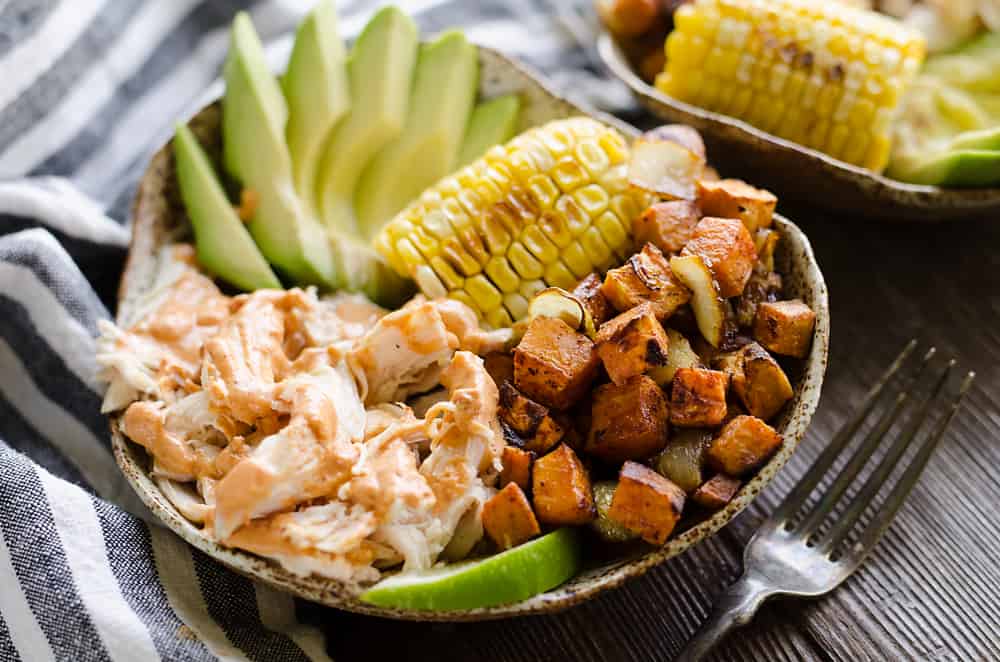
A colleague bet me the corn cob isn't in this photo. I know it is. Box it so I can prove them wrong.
[656,0,926,172]
[374,117,651,328]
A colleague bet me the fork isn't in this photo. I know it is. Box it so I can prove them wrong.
[677,341,976,662]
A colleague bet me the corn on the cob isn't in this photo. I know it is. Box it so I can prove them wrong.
[374,117,651,328]
[655,0,926,172]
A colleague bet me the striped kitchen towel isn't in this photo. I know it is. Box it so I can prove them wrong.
[0,1,633,660]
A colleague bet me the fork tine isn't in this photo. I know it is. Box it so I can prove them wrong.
[817,360,955,555]
[850,370,975,559]
[793,347,937,537]
[770,339,919,526]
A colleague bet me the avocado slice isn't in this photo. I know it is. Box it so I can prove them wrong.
[315,7,418,237]
[173,124,281,291]
[950,127,1000,151]
[222,12,335,287]
[888,148,1000,187]
[329,235,415,308]
[456,95,521,168]
[353,32,478,237]
[282,0,349,216]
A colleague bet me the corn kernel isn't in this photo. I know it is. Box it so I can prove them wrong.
[465,274,503,312]
[485,255,521,294]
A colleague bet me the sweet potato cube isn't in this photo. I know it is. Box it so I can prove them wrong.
[697,178,777,233]
[499,381,564,454]
[681,217,757,298]
[633,201,701,254]
[669,368,729,427]
[514,317,599,410]
[731,343,793,420]
[692,474,741,510]
[596,304,670,385]
[753,299,816,359]
[707,415,783,476]
[500,445,534,492]
[609,461,686,545]
[587,375,669,462]
[532,444,596,526]
[573,273,613,327]
[482,483,541,550]
[602,243,691,319]
[484,352,515,388]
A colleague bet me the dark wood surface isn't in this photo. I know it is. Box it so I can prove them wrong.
[318,202,1000,661]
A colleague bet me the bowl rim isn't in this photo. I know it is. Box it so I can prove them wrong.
[111,45,830,622]
[597,32,1000,216]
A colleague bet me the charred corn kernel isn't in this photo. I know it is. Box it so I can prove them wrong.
[543,261,577,291]
[485,306,513,330]
[465,274,503,312]
[507,243,544,280]
[430,257,464,291]
[485,256,521,294]
[657,0,925,172]
[440,238,481,277]
[521,224,559,264]
[561,242,594,279]
[376,118,649,324]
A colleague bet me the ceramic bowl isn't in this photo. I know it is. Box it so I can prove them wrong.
[598,32,1000,223]
[111,46,830,621]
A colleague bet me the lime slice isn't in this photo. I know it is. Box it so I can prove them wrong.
[360,528,581,611]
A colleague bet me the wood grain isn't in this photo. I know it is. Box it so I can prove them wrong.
[311,205,1000,661]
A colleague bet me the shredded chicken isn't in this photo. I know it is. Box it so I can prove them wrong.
[97,244,506,586]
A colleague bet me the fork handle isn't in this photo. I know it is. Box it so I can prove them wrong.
[675,572,777,662]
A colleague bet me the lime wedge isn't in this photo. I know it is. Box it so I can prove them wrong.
[360,528,581,611]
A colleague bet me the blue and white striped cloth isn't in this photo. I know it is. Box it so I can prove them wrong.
[0,1,633,660]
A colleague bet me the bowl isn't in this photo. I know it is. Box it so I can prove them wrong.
[112,45,829,621]
[598,32,1000,223]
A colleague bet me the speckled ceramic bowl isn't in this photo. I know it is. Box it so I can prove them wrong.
[112,46,829,621]
[598,33,1000,223]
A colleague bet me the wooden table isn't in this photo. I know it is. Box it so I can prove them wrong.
[317,205,1000,661]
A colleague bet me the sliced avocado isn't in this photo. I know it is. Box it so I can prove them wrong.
[456,95,521,168]
[354,31,479,237]
[222,12,335,287]
[888,148,1000,187]
[282,0,349,215]
[315,7,418,237]
[949,127,1000,151]
[173,124,281,291]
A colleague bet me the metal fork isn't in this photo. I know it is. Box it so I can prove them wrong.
[677,341,976,662]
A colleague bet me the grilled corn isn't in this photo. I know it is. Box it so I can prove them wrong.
[374,117,651,328]
[655,0,926,172]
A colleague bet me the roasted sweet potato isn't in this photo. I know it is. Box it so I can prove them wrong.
[514,317,599,410]
[602,243,691,319]
[633,200,701,254]
[692,474,741,510]
[499,381,564,454]
[484,352,515,388]
[482,483,541,550]
[596,304,670,385]
[532,444,596,526]
[499,445,534,492]
[586,375,670,462]
[649,327,702,386]
[696,178,777,233]
[753,299,816,359]
[680,217,757,298]
[609,461,686,545]
[728,342,793,420]
[669,367,729,427]
[573,273,613,327]
[707,415,783,476]
[734,269,782,329]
